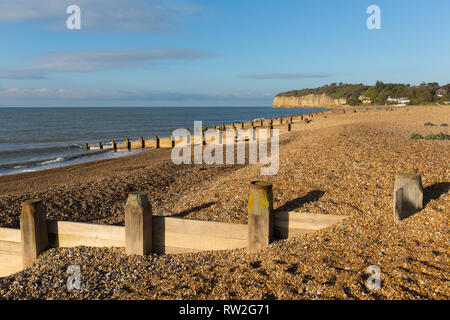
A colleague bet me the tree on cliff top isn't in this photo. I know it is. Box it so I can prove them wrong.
[276,82,449,105]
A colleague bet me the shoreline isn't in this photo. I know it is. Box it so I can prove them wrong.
[0,105,448,299]
[0,108,331,195]
[0,108,326,178]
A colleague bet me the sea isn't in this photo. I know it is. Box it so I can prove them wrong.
[0,107,324,176]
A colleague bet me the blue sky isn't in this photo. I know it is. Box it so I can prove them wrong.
[0,0,449,107]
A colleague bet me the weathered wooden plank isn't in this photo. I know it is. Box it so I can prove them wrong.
[153,246,202,254]
[274,212,346,230]
[130,141,143,149]
[48,221,125,240]
[0,265,23,277]
[153,216,248,240]
[0,233,23,276]
[0,251,23,269]
[158,138,172,148]
[0,227,21,243]
[273,227,313,239]
[0,240,21,254]
[153,231,247,252]
[48,221,125,248]
[273,212,347,239]
[46,218,248,253]
[48,233,125,248]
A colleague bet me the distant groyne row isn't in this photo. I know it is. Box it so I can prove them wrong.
[84,110,331,151]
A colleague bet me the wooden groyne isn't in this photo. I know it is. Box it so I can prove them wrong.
[83,111,329,151]
[0,180,347,277]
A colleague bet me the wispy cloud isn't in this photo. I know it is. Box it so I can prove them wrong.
[0,49,215,79]
[244,73,332,80]
[0,69,47,79]
[0,0,200,32]
[0,87,272,104]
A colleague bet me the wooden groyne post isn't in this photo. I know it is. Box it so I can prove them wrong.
[84,143,90,150]
[169,134,175,148]
[112,140,117,151]
[201,129,206,146]
[126,138,131,150]
[140,136,145,149]
[185,130,190,146]
[20,199,48,267]
[248,181,273,253]
[125,192,152,255]
[393,173,423,222]
[98,142,103,150]
[154,136,160,149]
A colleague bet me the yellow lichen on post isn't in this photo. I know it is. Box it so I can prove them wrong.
[248,181,273,253]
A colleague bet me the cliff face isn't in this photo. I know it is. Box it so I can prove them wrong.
[273,94,347,108]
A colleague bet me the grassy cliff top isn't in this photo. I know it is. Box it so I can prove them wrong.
[276,82,450,106]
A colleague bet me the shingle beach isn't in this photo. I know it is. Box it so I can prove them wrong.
[0,105,448,300]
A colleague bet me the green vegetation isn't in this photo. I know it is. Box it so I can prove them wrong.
[409,133,450,140]
[277,82,450,106]
[441,123,448,127]
[410,133,424,140]
[424,122,436,126]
